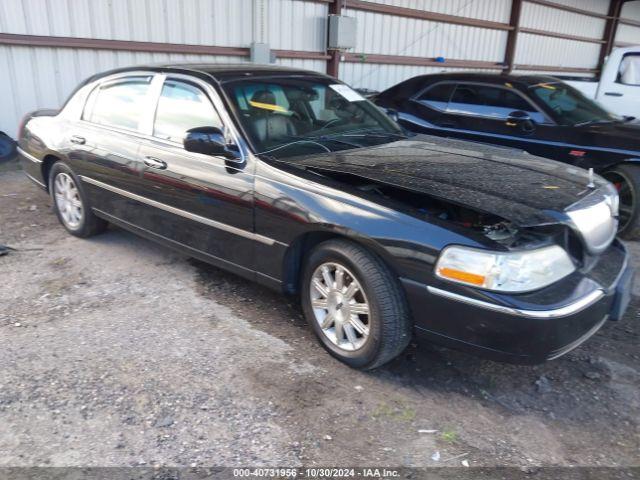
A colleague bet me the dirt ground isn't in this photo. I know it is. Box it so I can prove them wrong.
[1,165,639,469]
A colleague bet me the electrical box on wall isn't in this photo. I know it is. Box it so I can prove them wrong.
[250,42,272,64]
[328,15,357,50]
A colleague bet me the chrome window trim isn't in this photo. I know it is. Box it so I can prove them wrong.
[411,81,456,112]
[426,285,605,319]
[153,72,248,163]
[412,80,554,125]
[79,175,287,247]
[77,71,248,165]
[81,73,156,135]
[17,147,43,164]
[24,171,47,188]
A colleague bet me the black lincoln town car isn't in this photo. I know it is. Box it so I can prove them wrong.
[17,64,633,369]
[375,73,640,238]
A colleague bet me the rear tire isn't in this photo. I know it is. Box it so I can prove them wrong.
[603,164,640,240]
[301,239,412,370]
[49,161,107,238]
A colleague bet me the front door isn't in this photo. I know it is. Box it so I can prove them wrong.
[134,76,256,273]
[434,82,567,160]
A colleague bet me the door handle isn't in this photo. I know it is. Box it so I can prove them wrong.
[143,156,167,170]
[604,92,623,97]
[70,135,86,145]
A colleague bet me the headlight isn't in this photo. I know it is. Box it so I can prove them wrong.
[435,245,575,292]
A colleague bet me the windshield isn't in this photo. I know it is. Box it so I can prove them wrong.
[529,82,620,126]
[222,77,404,159]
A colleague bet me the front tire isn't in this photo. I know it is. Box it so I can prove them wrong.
[603,164,640,240]
[49,161,107,238]
[301,239,412,370]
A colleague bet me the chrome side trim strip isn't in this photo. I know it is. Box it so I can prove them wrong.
[17,147,43,164]
[24,171,46,188]
[546,315,608,360]
[79,175,287,247]
[426,286,605,319]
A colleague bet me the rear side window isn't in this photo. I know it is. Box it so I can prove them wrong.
[153,80,223,143]
[416,83,455,111]
[83,77,151,131]
[447,83,545,122]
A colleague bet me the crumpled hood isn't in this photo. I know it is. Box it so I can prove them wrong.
[289,135,611,226]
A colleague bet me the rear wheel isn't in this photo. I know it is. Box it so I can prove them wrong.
[49,162,107,238]
[301,239,412,370]
[603,164,640,240]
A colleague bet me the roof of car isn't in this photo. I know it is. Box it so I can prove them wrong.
[87,63,331,85]
[375,72,566,100]
[392,72,562,88]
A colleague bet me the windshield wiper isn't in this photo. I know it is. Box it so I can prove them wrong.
[256,139,331,156]
[342,132,408,140]
[304,135,362,148]
[574,119,617,127]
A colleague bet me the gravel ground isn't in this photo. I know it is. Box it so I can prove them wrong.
[1,167,639,469]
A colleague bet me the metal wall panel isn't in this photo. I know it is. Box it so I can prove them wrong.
[0,0,255,46]
[342,0,510,91]
[514,33,603,71]
[265,0,328,51]
[616,1,640,46]
[514,0,606,73]
[519,1,606,39]
[351,0,511,22]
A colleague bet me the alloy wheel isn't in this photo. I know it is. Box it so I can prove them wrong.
[604,171,635,231]
[309,262,370,351]
[54,172,83,229]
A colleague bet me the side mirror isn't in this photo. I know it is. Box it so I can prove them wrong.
[386,108,400,122]
[506,110,535,133]
[183,126,241,161]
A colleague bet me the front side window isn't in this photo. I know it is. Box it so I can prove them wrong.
[447,83,545,123]
[83,77,151,131]
[530,82,620,126]
[223,77,404,159]
[416,83,455,111]
[153,80,223,143]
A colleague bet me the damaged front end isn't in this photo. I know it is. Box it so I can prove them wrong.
[297,161,620,294]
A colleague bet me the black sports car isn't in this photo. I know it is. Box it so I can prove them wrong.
[375,73,640,238]
[17,64,632,368]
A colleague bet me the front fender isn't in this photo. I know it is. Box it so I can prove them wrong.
[254,159,491,285]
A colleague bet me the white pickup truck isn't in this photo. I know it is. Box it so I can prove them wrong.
[565,46,640,118]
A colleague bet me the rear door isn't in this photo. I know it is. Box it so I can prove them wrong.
[72,73,155,217]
